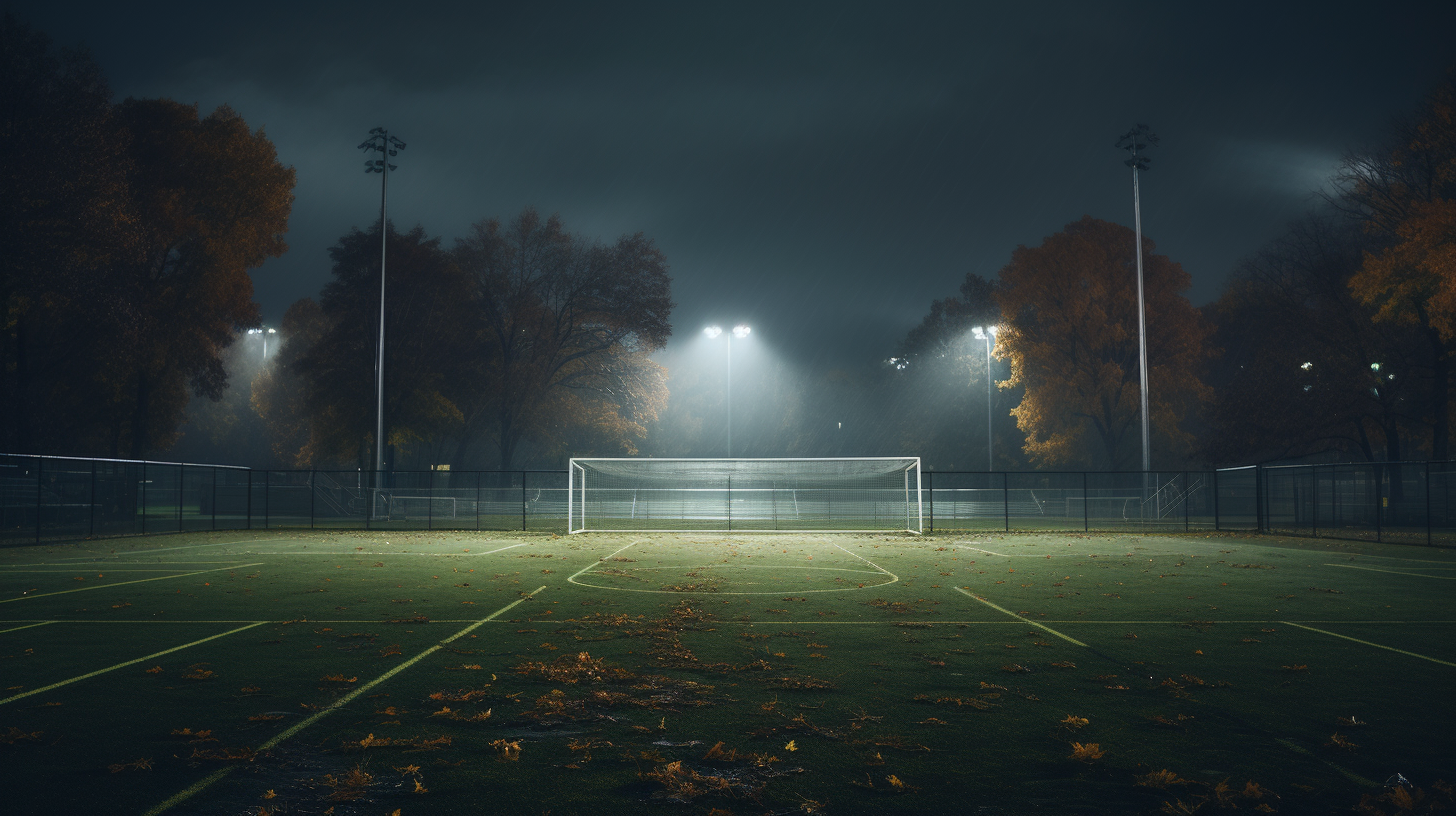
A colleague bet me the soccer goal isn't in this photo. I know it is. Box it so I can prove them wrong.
[567,458,922,533]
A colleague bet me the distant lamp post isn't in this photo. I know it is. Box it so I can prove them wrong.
[704,324,751,456]
[1117,124,1158,473]
[359,127,405,474]
[972,326,998,472]
[247,327,278,359]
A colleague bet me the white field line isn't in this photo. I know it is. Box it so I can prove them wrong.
[0,561,256,567]
[0,622,268,706]
[1274,737,1379,788]
[0,563,265,604]
[952,545,1013,557]
[143,587,548,816]
[829,543,900,586]
[952,586,1088,646]
[0,569,210,573]
[1280,621,1456,668]
[7,617,1452,626]
[601,565,884,574]
[0,621,55,634]
[1325,564,1456,579]
[47,538,280,558]
[566,540,642,585]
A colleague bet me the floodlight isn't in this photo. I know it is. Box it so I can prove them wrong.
[703,326,723,338]
[733,325,751,338]
[972,326,986,340]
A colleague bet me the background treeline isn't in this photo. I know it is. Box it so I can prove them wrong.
[7,14,1455,472]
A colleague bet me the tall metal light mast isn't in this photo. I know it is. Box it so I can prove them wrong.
[1117,124,1157,473]
[359,127,405,475]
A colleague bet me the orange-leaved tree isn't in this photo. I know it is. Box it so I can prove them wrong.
[1343,69,1456,458]
[995,216,1213,470]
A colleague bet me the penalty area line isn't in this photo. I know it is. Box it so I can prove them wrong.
[1325,564,1456,580]
[0,563,265,604]
[566,540,642,587]
[0,622,268,706]
[143,586,548,816]
[1280,621,1456,668]
[952,586,1087,647]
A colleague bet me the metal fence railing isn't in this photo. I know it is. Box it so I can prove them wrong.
[2,454,1452,547]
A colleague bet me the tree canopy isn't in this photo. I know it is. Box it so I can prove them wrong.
[996,216,1212,470]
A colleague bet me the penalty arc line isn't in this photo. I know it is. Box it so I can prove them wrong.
[0,563,266,604]
[952,586,1088,647]
[0,622,268,706]
[1279,621,1456,668]
[143,585,549,816]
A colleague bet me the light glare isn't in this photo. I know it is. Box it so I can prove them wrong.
[733,325,751,338]
[703,326,723,338]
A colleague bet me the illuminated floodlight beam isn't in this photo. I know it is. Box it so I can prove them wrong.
[972,326,998,472]
[703,324,751,456]
[246,327,277,359]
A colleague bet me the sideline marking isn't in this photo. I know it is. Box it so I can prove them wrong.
[1280,621,1456,667]
[0,569,206,573]
[1326,564,1456,580]
[142,587,548,816]
[0,563,264,604]
[0,621,55,634]
[0,622,267,706]
[952,586,1088,646]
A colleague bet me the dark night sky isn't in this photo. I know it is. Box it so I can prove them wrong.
[12,1,1456,369]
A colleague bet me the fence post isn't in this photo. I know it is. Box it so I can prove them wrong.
[89,459,97,539]
[35,456,43,545]
[212,467,218,531]
[1003,472,1010,532]
[1212,469,1220,532]
[521,471,528,532]
[246,468,253,530]
[1312,465,1318,538]
[177,465,184,531]
[926,470,933,534]
[1374,462,1383,543]
[310,469,316,530]
[1255,465,1263,534]
[141,461,147,536]
[1427,461,1433,547]
[265,470,271,529]
[1184,471,1189,532]
[1082,471,1088,532]
[475,472,481,532]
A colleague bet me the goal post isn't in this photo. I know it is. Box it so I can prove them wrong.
[567,457,922,534]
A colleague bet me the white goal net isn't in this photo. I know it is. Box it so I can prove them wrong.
[568,458,922,533]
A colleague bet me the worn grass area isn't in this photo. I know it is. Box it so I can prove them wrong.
[0,529,1453,815]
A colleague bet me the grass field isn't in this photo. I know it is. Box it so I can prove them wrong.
[1,530,1453,815]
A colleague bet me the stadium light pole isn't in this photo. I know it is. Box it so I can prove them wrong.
[703,324,750,456]
[246,327,277,360]
[359,127,405,476]
[1117,124,1157,475]
[972,326,997,472]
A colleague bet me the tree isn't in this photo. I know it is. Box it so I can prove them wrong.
[451,208,673,468]
[889,273,1025,470]
[0,16,295,459]
[96,99,294,457]
[1341,68,1456,458]
[1207,215,1424,464]
[995,216,1212,470]
[288,223,472,469]
[0,15,127,454]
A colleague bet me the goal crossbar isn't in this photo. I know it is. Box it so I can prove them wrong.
[568,457,922,534]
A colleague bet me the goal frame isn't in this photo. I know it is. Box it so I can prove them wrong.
[567,457,922,534]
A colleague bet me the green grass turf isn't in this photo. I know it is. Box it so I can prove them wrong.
[1,530,1453,815]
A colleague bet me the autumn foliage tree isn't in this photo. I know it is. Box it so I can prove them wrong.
[0,16,295,457]
[1341,68,1456,459]
[996,216,1212,470]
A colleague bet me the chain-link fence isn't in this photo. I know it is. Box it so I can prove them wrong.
[3,454,1452,546]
